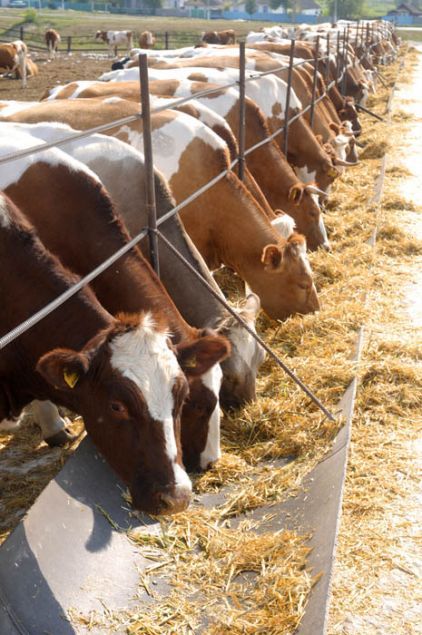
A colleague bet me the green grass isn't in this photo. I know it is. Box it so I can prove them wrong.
[397,28,422,42]
[0,8,287,50]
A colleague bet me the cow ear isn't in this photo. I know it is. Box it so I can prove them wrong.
[261,244,283,272]
[36,349,90,391]
[288,183,304,205]
[241,293,261,320]
[329,122,340,135]
[176,335,231,378]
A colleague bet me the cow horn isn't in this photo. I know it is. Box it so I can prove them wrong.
[334,158,358,167]
[305,184,328,198]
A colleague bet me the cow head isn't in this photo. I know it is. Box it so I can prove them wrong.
[286,183,330,252]
[177,331,231,472]
[217,293,266,411]
[257,233,320,320]
[338,97,362,137]
[95,31,107,43]
[36,313,194,516]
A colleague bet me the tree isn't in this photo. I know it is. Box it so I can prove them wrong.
[245,0,257,14]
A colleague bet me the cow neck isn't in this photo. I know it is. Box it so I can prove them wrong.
[180,171,279,278]
[6,162,194,345]
[0,202,112,365]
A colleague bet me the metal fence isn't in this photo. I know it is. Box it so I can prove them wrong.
[0,26,207,52]
[0,21,393,418]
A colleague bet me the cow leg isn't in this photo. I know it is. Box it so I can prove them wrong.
[30,400,77,447]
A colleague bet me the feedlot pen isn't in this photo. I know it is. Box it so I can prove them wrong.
[0,37,420,635]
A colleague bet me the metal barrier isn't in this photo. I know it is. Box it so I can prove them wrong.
[0,21,396,421]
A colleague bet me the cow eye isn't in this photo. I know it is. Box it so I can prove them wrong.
[109,400,129,420]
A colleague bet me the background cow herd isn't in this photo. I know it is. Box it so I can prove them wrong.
[0,20,399,516]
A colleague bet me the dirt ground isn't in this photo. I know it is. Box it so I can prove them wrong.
[0,51,112,103]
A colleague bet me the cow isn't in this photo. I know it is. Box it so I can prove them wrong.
[0,98,320,321]
[0,40,27,88]
[41,78,327,247]
[95,30,133,57]
[139,30,155,49]
[0,191,198,515]
[45,28,61,59]
[201,30,236,45]
[0,124,231,474]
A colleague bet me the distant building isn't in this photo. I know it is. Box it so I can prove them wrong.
[387,2,422,16]
[232,0,322,15]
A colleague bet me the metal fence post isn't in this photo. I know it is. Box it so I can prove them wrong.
[20,26,24,41]
[341,28,348,96]
[164,31,169,50]
[336,31,341,88]
[283,38,295,158]
[238,41,246,182]
[309,35,320,131]
[138,54,160,276]
[325,32,330,84]
[67,36,72,54]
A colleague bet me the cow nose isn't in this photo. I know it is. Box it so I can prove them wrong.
[157,487,191,515]
[322,242,332,253]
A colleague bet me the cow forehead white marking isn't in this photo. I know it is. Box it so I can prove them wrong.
[297,242,313,275]
[0,193,11,228]
[110,314,191,489]
[109,314,181,422]
[199,364,223,470]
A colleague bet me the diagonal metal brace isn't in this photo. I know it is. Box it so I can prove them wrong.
[355,103,385,121]
[154,228,336,422]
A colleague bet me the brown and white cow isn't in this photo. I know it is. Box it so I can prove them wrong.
[95,30,133,57]
[0,40,27,88]
[43,78,330,251]
[139,30,155,49]
[201,30,235,45]
[0,98,320,321]
[0,124,232,474]
[45,28,61,59]
[0,191,198,515]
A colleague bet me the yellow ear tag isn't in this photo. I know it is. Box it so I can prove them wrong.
[329,168,338,178]
[184,356,197,369]
[64,369,79,389]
